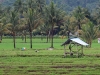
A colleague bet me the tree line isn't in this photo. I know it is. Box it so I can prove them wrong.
[0,0,100,48]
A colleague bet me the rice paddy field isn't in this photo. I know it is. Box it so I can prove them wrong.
[0,38,100,75]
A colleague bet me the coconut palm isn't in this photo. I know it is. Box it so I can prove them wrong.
[25,0,44,48]
[18,17,28,43]
[8,10,19,48]
[37,23,51,42]
[43,7,52,43]
[73,6,85,30]
[0,5,10,41]
[26,7,41,48]
[46,2,56,48]
[13,0,29,43]
[82,21,99,47]
[0,23,8,41]
[14,0,24,13]
[36,0,46,13]
[45,1,65,48]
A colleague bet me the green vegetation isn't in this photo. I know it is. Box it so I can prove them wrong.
[0,0,100,75]
[1,0,99,11]
[0,38,100,75]
[0,38,65,50]
[0,0,100,48]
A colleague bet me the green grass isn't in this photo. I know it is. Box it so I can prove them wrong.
[0,38,66,50]
[0,38,100,75]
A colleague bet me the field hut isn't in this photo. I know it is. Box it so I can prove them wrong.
[61,37,88,57]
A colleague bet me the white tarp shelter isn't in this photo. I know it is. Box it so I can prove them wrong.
[61,37,89,57]
[70,38,88,46]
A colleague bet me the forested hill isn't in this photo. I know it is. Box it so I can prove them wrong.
[0,0,99,11]
[53,0,99,11]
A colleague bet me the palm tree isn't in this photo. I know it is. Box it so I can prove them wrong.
[36,0,46,13]
[0,23,8,41]
[25,0,44,48]
[37,23,51,43]
[13,0,29,43]
[59,16,72,38]
[82,22,99,47]
[43,7,52,43]
[26,8,33,48]
[26,8,41,48]
[14,0,23,13]
[8,10,19,48]
[18,17,28,43]
[94,1,100,25]
[0,5,10,41]
[45,2,56,48]
[73,6,85,30]
[45,1,65,48]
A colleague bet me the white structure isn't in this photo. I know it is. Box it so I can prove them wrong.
[70,38,89,46]
[98,38,100,43]
[61,37,89,57]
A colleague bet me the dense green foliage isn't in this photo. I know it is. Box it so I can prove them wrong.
[0,1,100,75]
[0,0,100,48]
[1,0,99,12]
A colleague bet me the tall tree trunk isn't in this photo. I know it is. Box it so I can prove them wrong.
[67,31,70,39]
[30,31,32,48]
[0,35,2,40]
[1,35,2,40]
[24,31,26,43]
[0,34,2,43]
[51,35,53,48]
[89,40,92,48]
[47,34,48,43]
[41,34,43,41]
[48,31,51,42]
[78,19,81,29]
[51,24,54,48]
[25,34,26,43]
[46,31,50,43]
[0,33,3,40]
[13,32,16,48]
[64,45,67,57]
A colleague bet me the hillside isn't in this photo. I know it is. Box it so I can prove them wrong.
[0,0,15,6]
[1,0,99,12]
[52,0,99,11]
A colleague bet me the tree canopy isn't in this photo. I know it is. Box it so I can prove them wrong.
[0,0,100,48]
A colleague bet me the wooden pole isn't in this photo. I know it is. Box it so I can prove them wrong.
[81,46,83,56]
[69,44,72,56]
[77,44,79,57]
[69,44,71,56]
[64,45,66,57]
